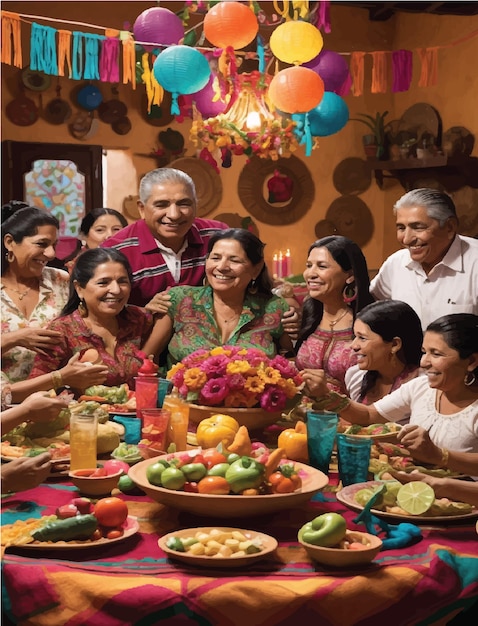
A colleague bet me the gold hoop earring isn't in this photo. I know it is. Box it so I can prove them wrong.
[343,282,357,304]
[78,299,88,317]
[248,279,258,295]
[6,250,14,263]
[464,371,476,386]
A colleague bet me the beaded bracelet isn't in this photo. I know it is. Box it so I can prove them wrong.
[312,391,351,413]
[439,447,449,468]
[50,370,63,390]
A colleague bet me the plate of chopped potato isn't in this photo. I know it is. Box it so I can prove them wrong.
[159,527,278,568]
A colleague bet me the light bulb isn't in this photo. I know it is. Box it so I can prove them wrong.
[246,111,261,130]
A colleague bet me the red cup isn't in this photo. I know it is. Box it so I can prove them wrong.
[141,408,170,450]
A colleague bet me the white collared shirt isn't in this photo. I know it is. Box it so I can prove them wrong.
[370,234,478,329]
[155,239,188,283]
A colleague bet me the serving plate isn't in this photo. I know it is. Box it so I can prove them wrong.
[337,481,478,523]
[129,452,328,518]
[159,527,278,568]
[6,516,139,550]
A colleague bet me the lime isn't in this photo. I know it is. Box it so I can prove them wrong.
[396,481,435,515]
[354,488,375,507]
[382,481,402,507]
[117,475,138,494]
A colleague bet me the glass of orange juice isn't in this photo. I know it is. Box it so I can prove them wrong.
[163,394,189,451]
[141,408,171,450]
[69,412,98,471]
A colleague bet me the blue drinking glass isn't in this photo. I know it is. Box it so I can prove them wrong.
[336,433,372,486]
[306,410,339,475]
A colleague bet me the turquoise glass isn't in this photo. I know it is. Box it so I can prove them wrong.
[337,433,372,486]
[306,410,338,475]
[157,378,173,408]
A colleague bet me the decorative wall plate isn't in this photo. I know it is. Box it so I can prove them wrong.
[314,219,338,239]
[166,157,222,216]
[442,127,475,157]
[325,196,374,247]
[398,103,442,146]
[237,156,315,225]
[332,157,372,196]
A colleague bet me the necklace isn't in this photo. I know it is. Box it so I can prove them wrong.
[325,308,349,329]
[4,284,34,300]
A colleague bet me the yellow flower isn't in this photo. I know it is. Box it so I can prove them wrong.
[245,376,265,394]
[210,346,232,356]
[226,360,250,375]
[167,362,184,379]
[262,366,282,384]
[183,368,207,390]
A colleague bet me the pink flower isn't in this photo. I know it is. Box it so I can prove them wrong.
[201,355,229,378]
[199,377,230,405]
[260,387,288,412]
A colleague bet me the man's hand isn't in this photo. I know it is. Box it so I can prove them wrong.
[145,291,171,316]
[1,452,52,493]
[281,306,301,341]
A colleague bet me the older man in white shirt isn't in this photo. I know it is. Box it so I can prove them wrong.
[370,188,478,329]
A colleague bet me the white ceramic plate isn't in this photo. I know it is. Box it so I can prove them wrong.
[159,527,278,568]
[337,481,478,524]
[7,516,139,550]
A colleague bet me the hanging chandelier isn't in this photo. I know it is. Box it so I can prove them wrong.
[190,71,299,161]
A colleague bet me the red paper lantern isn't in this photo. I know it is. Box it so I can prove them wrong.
[268,67,325,114]
[204,1,258,50]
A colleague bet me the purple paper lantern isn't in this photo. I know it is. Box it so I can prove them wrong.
[303,49,350,94]
[192,74,228,118]
[133,7,184,49]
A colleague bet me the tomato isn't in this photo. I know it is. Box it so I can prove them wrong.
[94,497,128,528]
[202,448,228,469]
[197,476,230,495]
[196,414,239,449]
[106,528,124,539]
[90,467,108,477]
[102,459,130,475]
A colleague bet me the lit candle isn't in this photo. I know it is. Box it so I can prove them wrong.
[272,253,279,279]
[285,249,292,277]
[279,250,287,279]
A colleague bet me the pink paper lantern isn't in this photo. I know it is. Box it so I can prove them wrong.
[133,7,184,49]
[303,49,350,94]
[193,74,228,118]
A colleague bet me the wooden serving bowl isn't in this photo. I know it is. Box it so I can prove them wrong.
[69,468,122,496]
[187,404,282,430]
[128,452,328,518]
[299,531,382,567]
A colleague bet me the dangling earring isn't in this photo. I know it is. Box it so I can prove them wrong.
[464,371,476,386]
[343,281,357,304]
[6,250,14,263]
[78,298,88,317]
[203,276,209,287]
[248,279,258,295]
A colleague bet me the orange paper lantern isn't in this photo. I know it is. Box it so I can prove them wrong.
[268,67,325,114]
[203,1,258,50]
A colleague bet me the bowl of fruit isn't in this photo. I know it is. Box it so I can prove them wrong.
[297,513,382,567]
[128,447,329,518]
[69,466,123,496]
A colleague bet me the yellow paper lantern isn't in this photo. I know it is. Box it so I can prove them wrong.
[269,21,323,65]
[268,66,324,114]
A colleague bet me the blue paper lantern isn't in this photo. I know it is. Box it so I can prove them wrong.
[293,92,349,138]
[153,46,211,115]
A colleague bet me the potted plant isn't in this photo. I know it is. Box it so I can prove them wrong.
[351,111,391,160]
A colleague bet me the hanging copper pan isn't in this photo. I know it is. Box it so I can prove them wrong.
[6,91,39,126]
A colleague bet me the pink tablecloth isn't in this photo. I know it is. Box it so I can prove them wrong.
[2,481,478,626]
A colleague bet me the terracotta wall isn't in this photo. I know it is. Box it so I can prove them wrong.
[2,1,477,275]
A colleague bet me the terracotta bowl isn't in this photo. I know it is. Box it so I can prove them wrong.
[187,404,282,431]
[299,531,382,567]
[69,468,122,496]
[128,452,328,518]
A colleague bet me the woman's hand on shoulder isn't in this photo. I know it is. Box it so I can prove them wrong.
[145,291,172,316]
[2,327,62,355]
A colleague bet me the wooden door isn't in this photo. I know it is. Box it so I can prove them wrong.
[1,141,103,236]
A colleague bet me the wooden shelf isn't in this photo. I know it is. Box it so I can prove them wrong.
[367,155,478,191]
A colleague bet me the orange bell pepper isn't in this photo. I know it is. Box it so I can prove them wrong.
[227,425,252,457]
[277,421,308,463]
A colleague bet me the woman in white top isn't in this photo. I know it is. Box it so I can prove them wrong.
[302,313,478,476]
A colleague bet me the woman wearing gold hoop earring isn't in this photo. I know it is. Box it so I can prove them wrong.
[295,236,373,395]
[1,203,70,383]
[143,228,293,372]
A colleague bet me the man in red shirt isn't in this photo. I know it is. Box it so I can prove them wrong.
[102,168,228,308]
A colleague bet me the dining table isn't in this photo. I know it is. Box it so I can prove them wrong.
[2,458,478,626]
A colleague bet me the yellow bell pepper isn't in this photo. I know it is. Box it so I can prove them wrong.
[277,421,308,463]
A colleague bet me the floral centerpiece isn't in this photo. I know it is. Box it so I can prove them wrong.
[167,346,302,413]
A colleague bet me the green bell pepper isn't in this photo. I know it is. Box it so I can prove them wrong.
[225,456,265,494]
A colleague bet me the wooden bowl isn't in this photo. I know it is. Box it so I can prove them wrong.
[299,531,382,567]
[187,404,282,431]
[69,468,122,496]
[128,452,328,518]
